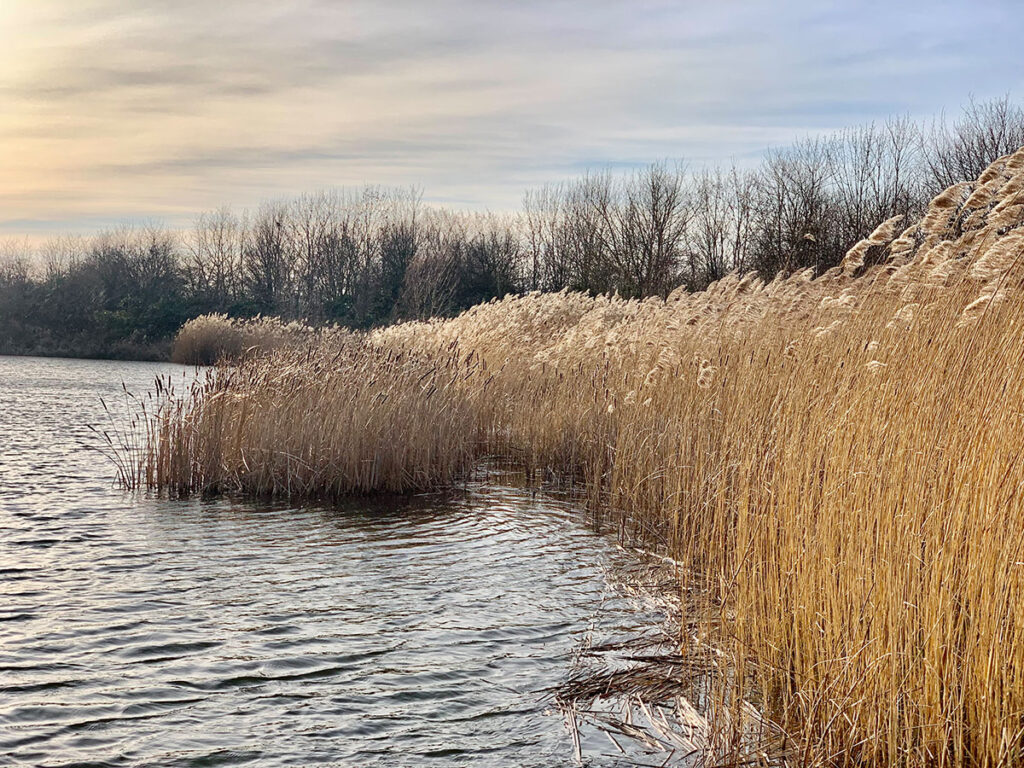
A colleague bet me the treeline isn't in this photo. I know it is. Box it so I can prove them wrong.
[1,97,1022,359]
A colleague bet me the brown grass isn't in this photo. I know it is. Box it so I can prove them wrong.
[151,337,476,495]
[140,147,1024,766]
[171,313,349,365]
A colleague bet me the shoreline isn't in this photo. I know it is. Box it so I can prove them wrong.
[128,147,1024,766]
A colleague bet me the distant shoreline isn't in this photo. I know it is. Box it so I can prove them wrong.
[0,342,172,364]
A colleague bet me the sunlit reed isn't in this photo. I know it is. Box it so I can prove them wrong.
[142,147,1024,766]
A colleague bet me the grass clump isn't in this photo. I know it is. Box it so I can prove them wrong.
[150,338,476,495]
[171,314,349,365]
[141,147,1024,766]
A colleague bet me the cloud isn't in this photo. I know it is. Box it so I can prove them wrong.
[0,0,1022,238]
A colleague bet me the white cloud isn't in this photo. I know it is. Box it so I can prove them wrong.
[0,0,1022,237]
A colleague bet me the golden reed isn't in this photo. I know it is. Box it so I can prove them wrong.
[143,147,1024,766]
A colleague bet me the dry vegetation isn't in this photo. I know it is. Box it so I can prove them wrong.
[137,147,1024,766]
[170,313,350,364]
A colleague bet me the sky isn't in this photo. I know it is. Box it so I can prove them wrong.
[1,0,1022,241]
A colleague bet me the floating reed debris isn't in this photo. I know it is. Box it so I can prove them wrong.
[143,147,1024,766]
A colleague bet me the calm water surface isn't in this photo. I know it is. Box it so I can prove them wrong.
[0,356,652,767]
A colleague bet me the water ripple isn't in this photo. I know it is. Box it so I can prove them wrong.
[0,356,653,766]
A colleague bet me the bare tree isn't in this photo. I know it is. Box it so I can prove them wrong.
[243,203,291,315]
[183,207,244,310]
[562,172,619,293]
[38,236,85,282]
[287,191,340,320]
[752,137,840,277]
[924,95,1024,191]
[522,184,572,292]
[684,165,757,288]
[614,163,690,296]
[832,117,926,248]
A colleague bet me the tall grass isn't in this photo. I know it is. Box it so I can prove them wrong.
[141,147,1024,766]
[171,314,349,365]
[153,337,476,494]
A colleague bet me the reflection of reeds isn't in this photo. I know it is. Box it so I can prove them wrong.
[139,147,1024,766]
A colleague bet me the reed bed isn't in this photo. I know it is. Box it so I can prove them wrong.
[142,147,1024,766]
[171,313,350,365]
[150,338,478,495]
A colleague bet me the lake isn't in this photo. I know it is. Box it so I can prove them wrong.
[0,355,661,767]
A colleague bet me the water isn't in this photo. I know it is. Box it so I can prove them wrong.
[0,356,656,767]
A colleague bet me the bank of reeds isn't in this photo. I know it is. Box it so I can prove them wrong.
[171,313,349,365]
[140,147,1024,766]
[151,338,476,494]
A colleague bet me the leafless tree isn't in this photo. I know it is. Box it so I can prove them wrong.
[183,207,244,309]
[43,237,87,281]
[924,95,1024,191]
[684,166,757,287]
[522,185,571,291]
[243,203,291,315]
[832,117,926,248]
[751,137,841,277]
[287,192,340,320]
